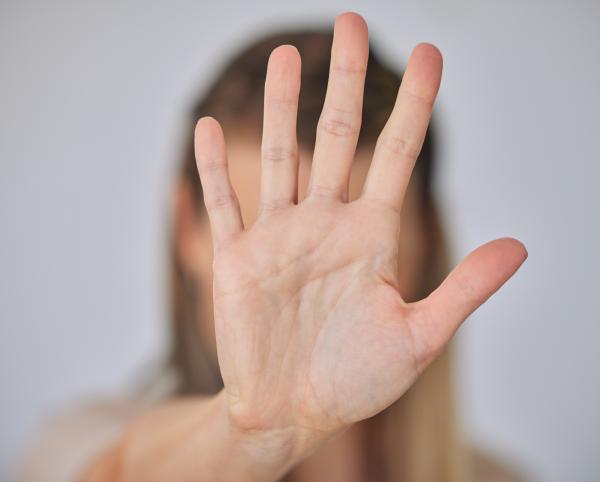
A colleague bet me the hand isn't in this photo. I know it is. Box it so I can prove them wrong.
[194,12,527,458]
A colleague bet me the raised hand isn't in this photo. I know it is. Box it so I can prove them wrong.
[194,11,527,454]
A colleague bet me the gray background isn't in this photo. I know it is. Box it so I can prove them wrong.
[1,0,599,480]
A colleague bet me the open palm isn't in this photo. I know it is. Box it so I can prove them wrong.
[194,13,527,439]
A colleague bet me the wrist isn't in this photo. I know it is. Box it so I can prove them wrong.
[217,390,335,481]
[111,390,336,482]
[113,392,306,482]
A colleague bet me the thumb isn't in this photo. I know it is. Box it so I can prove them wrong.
[410,237,528,366]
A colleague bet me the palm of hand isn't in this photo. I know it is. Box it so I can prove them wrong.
[194,13,527,438]
[214,200,420,433]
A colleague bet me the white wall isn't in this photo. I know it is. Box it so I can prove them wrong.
[1,1,598,480]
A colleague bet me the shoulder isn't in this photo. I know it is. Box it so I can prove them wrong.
[14,398,147,482]
[15,363,179,481]
[472,449,531,482]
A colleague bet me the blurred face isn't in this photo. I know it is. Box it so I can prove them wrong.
[176,132,427,363]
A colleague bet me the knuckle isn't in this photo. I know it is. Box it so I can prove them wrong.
[453,270,479,303]
[198,157,226,175]
[260,197,292,213]
[262,145,297,164]
[205,193,238,211]
[402,89,435,108]
[318,107,360,138]
[379,133,421,159]
[332,62,367,76]
[307,183,341,199]
[360,196,402,217]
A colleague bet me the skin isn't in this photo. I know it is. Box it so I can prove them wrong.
[176,140,424,482]
[181,139,427,374]
[81,12,527,482]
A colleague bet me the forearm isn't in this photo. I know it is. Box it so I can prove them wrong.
[79,390,325,482]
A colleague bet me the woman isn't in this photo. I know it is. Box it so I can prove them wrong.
[17,12,527,482]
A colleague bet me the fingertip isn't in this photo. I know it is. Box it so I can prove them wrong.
[336,11,367,27]
[521,242,529,260]
[194,116,226,164]
[413,42,443,63]
[265,45,301,102]
[410,43,443,81]
[269,44,301,66]
[267,45,301,84]
[472,237,529,284]
[331,12,369,69]
[195,116,222,138]
[496,236,529,262]
[335,11,368,37]
[412,43,443,78]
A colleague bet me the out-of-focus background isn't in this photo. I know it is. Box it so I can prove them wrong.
[1,0,598,481]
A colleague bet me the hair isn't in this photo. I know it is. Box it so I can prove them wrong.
[167,28,473,482]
